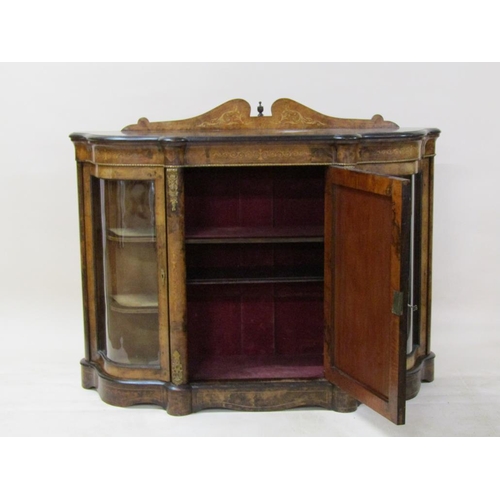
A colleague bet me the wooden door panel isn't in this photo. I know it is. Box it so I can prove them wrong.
[324,167,410,424]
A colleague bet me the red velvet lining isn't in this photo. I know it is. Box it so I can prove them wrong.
[184,167,325,381]
[184,167,325,230]
[190,354,324,381]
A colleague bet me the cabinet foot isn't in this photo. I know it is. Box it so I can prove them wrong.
[166,385,193,416]
[81,359,168,409]
[406,352,435,400]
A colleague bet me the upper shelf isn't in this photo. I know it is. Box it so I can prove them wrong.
[185,225,324,244]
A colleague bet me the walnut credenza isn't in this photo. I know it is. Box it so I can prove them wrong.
[71,99,439,424]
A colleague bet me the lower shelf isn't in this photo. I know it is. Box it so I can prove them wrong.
[186,266,323,284]
[190,354,324,381]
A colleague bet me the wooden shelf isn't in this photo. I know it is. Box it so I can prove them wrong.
[185,226,324,244]
[108,226,324,244]
[110,294,158,314]
[187,266,324,285]
[107,228,155,243]
[190,354,324,381]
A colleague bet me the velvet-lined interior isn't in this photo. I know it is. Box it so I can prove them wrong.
[184,166,325,231]
[184,166,325,381]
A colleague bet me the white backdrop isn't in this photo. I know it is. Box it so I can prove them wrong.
[1,63,499,436]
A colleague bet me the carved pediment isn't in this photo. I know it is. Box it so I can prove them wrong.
[122,99,398,132]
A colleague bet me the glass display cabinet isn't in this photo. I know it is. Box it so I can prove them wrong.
[71,99,439,424]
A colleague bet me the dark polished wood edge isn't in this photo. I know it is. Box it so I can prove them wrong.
[81,359,359,415]
[70,128,441,144]
[405,352,435,400]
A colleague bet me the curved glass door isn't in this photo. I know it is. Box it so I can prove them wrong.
[100,179,160,365]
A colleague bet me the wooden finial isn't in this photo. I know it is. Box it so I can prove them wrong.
[257,101,264,117]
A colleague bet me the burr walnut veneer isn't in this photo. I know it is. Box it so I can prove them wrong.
[71,99,440,424]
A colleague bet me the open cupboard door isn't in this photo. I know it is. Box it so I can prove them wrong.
[324,167,411,425]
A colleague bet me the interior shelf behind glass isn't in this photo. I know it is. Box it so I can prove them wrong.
[107,227,155,243]
[110,294,159,314]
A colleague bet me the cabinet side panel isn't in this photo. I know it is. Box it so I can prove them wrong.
[425,157,435,354]
[418,158,431,358]
[77,162,90,360]
[82,164,101,361]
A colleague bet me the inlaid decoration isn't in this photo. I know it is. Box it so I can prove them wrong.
[171,350,183,385]
[210,145,312,163]
[122,98,398,132]
[198,106,245,128]
[278,105,329,128]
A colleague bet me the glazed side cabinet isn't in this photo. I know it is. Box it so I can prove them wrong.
[71,99,440,424]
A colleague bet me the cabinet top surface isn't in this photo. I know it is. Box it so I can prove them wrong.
[70,98,440,144]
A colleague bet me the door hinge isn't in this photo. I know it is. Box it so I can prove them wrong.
[392,291,404,316]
